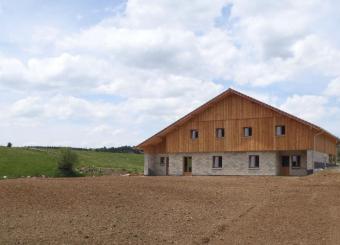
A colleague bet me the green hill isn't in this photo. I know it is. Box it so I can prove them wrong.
[0,147,144,178]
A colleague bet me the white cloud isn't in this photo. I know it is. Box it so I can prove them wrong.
[0,57,27,85]
[280,95,338,124]
[325,77,340,97]
[97,73,223,99]
[58,27,237,81]
[229,0,327,60]
[1,0,340,146]
[0,53,113,91]
[8,95,107,123]
[119,0,229,31]
[226,1,340,86]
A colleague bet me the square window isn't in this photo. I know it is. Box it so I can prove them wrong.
[244,127,252,137]
[190,129,199,139]
[291,155,301,168]
[216,128,225,138]
[212,156,223,168]
[249,155,259,168]
[276,125,286,136]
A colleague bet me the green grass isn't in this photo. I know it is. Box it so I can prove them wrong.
[77,150,144,173]
[0,147,144,179]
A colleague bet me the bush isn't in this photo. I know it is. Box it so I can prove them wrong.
[7,142,12,148]
[58,148,79,176]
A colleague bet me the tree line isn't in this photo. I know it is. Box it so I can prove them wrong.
[5,144,142,154]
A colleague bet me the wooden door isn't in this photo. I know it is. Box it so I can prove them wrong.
[281,156,290,176]
[183,157,192,176]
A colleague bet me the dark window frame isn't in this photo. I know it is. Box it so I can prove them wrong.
[243,127,253,137]
[160,157,168,166]
[249,155,260,169]
[160,157,165,166]
[276,125,286,136]
[212,156,223,169]
[291,155,301,168]
[190,129,199,140]
[216,128,225,138]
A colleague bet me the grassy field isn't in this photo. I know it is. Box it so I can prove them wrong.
[0,147,143,178]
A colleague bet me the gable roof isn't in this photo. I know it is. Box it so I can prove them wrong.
[138,88,339,148]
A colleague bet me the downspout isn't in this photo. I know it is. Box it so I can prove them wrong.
[312,130,323,169]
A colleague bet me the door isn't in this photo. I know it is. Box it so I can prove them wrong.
[165,157,169,176]
[281,156,290,176]
[183,157,192,176]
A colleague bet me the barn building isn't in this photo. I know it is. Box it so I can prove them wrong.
[137,89,339,176]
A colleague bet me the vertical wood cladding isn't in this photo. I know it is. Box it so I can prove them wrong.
[150,94,336,155]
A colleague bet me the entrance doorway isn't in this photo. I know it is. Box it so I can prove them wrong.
[183,157,192,176]
[281,156,290,176]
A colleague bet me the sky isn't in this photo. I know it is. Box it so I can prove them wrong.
[0,0,339,147]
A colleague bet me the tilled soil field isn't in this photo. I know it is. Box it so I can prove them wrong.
[1,173,340,245]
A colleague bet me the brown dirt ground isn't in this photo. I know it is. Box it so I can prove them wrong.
[1,173,340,245]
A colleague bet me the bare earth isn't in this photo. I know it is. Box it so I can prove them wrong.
[1,173,340,245]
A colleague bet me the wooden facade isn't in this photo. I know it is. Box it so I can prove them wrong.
[139,89,339,157]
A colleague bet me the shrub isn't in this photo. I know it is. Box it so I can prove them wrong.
[58,148,79,176]
[7,142,12,148]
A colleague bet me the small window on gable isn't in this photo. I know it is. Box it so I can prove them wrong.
[190,129,199,139]
[216,128,225,138]
[291,155,301,168]
[244,127,252,137]
[249,155,259,169]
[276,125,286,136]
[212,156,223,169]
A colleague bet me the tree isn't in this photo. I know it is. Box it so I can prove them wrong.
[58,148,79,176]
[7,142,12,148]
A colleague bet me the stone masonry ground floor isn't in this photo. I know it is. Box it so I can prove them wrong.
[144,150,330,176]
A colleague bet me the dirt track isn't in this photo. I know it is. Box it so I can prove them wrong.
[1,173,340,245]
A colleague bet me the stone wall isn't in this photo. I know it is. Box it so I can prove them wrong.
[144,154,168,176]
[145,151,319,176]
[146,152,279,176]
[144,154,150,175]
[192,152,278,176]
[169,154,184,176]
[307,150,330,170]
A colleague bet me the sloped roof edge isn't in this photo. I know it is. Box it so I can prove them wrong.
[137,88,340,148]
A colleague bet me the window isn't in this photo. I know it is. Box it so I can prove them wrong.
[216,128,225,138]
[291,155,301,168]
[190,129,199,139]
[160,157,166,166]
[249,155,259,169]
[276,125,286,136]
[212,156,223,169]
[244,127,252,137]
